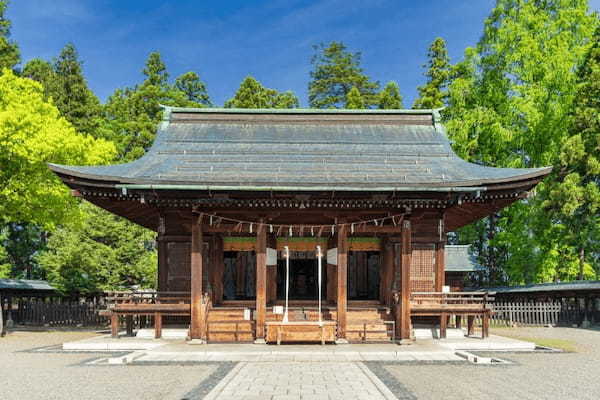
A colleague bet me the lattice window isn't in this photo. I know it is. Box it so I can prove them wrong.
[410,244,435,292]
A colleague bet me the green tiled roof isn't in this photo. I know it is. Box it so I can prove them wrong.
[445,245,482,272]
[0,279,56,292]
[49,107,551,192]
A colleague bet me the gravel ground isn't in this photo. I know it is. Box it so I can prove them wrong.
[382,326,600,400]
[0,329,217,400]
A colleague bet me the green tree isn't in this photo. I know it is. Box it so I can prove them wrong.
[49,43,104,137]
[0,223,46,279]
[103,51,205,161]
[345,86,365,109]
[175,71,211,106]
[22,58,54,92]
[413,37,451,109]
[544,25,600,279]
[378,81,403,109]
[0,70,115,229]
[38,202,157,295]
[443,0,598,285]
[224,76,299,108]
[0,0,19,71]
[308,41,379,108]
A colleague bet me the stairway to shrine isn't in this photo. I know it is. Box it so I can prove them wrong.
[206,307,255,342]
[346,307,395,343]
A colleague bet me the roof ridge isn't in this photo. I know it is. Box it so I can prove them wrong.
[159,105,436,115]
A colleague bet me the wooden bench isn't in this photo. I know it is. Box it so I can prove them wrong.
[101,291,192,339]
[411,292,494,339]
[265,321,337,345]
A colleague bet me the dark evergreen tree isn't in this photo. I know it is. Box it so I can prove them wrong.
[0,0,19,71]
[413,37,451,109]
[225,76,299,109]
[308,41,379,109]
[378,81,403,109]
[175,71,211,106]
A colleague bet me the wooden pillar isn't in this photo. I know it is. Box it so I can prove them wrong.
[267,234,277,304]
[399,219,412,342]
[255,222,267,342]
[381,238,393,305]
[435,241,445,292]
[110,314,119,338]
[189,215,206,341]
[327,236,337,304]
[439,312,447,339]
[336,224,348,342]
[211,235,224,305]
[154,313,162,339]
[157,235,168,292]
[467,315,475,336]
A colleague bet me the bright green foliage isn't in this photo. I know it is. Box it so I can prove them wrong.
[413,37,451,109]
[0,230,10,279]
[0,1,19,71]
[225,76,299,108]
[444,0,598,285]
[345,86,365,109]
[0,70,115,229]
[378,81,403,109]
[103,52,206,161]
[37,202,157,295]
[309,41,379,108]
[175,71,211,106]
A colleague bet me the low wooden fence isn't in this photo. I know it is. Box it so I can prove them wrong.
[10,299,106,327]
[469,301,596,327]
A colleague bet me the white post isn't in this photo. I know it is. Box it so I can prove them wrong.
[283,246,290,323]
[317,245,322,326]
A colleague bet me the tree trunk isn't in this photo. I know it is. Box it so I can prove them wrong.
[579,247,585,281]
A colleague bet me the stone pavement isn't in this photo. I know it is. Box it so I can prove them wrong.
[204,361,397,400]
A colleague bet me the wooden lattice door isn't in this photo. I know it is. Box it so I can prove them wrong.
[410,244,436,292]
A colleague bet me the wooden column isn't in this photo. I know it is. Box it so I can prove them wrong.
[157,236,168,292]
[211,235,224,305]
[380,238,393,305]
[399,219,412,342]
[189,215,206,341]
[255,222,267,342]
[327,236,337,304]
[267,234,277,304]
[435,241,445,292]
[336,224,348,342]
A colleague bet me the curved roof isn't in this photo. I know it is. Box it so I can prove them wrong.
[49,107,551,192]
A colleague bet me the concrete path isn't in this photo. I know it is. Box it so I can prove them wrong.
[204,361,396,400]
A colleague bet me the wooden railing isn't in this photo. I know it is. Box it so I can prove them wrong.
[410,292,494,308]
[105,291,191,307]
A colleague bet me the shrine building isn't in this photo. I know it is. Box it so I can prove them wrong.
[49,107,551,344]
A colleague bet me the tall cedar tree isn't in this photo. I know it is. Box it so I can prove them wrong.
[50,44,104,137]
[545,26,600,279]
[413,37,451,109]
[0,0,19,70]
[309,42,379,108]
[103,52,210,161]
[444,0,598,285]
[378,81,403,109]
[225,76,299,108]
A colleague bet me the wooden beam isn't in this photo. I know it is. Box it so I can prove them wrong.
[435,241,445,292]
[399,219,412,342]
[189,215,205,341]
[255,221,267,342]
[336,224,348,342]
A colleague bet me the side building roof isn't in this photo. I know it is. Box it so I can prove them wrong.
[445,245,482,272]
[49,107,551,192]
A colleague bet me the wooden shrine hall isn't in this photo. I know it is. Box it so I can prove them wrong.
[49,107,551,344]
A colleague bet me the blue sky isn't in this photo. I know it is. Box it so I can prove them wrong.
[8,0,600,107]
